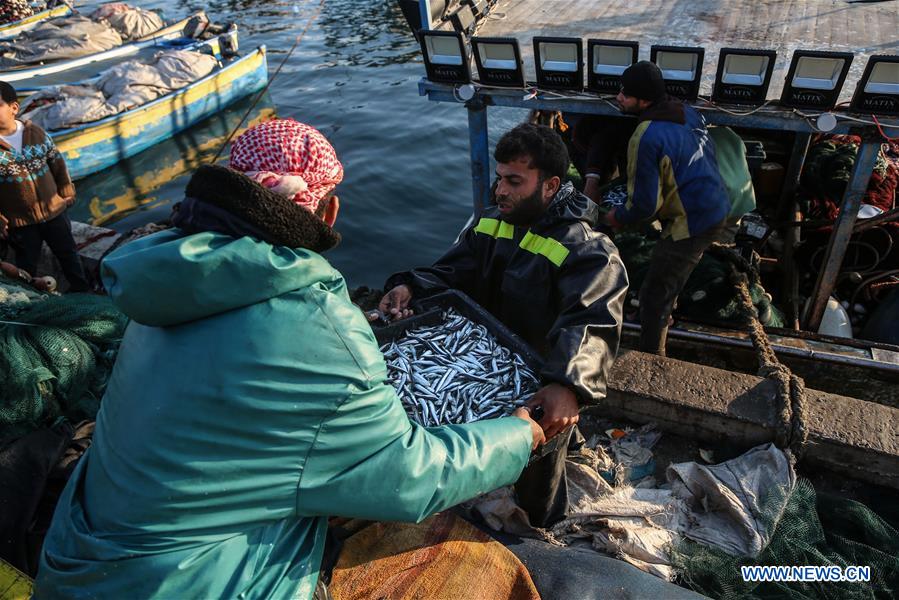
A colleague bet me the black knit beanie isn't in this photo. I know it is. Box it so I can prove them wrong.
[620,61,666,102]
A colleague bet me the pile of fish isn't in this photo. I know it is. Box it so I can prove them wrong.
[602,183,628,206]
[380,308,540,426]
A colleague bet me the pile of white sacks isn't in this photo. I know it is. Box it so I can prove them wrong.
[21,49,218,131]
[467,431,796,582]
[0,4,164,67]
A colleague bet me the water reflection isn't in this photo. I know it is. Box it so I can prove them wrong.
[162,0,420,67]
[70,0,479,287]
[71,92,277,228]
[317,1,420,68]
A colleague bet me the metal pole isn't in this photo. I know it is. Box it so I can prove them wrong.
[778,133,813,211]
[804,139,881,331]
[418,0,432,30]
[467,98,490,215]
[779,132,812,329]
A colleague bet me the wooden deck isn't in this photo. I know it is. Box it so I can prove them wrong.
[445,0,899,101]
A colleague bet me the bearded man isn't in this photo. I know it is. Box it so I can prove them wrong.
[379,123,628,527]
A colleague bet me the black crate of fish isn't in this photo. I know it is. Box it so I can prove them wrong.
[374,290,544,427]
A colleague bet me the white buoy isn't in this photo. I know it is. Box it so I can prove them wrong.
[457,84,476,101]
[816,112,838,132]
[818,297,853,338]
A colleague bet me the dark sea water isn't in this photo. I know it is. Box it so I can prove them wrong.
[69,0,523,288]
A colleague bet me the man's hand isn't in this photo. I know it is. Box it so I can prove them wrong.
[378,284,414,321]
[602,209,621,230]
[527,383,579,440]
[511,407,546,451]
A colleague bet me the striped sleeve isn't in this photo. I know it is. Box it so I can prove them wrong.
[43,127,75,199]
[615,121,662,225]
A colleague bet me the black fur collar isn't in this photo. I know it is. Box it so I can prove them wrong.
[178,164,341,253]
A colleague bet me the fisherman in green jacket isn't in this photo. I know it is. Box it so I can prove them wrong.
[34,119,544,600]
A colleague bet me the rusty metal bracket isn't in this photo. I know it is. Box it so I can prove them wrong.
[804,135,882,332]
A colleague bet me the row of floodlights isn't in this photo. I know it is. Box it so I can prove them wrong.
[419,31,899,115]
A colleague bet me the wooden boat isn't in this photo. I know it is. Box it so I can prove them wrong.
[0,11,204,83]
[50,45,268,180]
[399,0,899,493]
[12,33,230,98]
[0,3,72,39]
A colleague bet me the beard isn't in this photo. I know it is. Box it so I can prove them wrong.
[498,183,547,226]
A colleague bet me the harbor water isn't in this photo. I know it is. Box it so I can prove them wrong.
[68,0,523,288]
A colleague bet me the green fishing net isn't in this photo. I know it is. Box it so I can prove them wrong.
[614,231,786,328]
[671,479,899,600]
[0,275,128,443]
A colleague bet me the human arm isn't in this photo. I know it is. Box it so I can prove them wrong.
[581,126,611,204]
[583,175,603,205]
[377,284,414,320]
[383,222,482,305]
[526,382,580,440]
[296,379,537,522]
[539,234,628,407]
[614,122,663,226]
[295,300,538,521]
[44,129,75,201]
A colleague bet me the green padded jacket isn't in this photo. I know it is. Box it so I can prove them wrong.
[34,229,532,599]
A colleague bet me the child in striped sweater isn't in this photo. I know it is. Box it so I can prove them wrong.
[0,80,88,291]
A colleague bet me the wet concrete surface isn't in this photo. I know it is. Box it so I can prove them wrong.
[605,350,899,490]
[620,330,899,408]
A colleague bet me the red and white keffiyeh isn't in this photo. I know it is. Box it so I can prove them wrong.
[230,119,344,214]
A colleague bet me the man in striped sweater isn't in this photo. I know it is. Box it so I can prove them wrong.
[0,80,88,291]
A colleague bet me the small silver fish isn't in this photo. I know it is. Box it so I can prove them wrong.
[380,309,539,426]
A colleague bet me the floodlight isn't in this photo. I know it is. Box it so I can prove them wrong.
[447,5,475,33]
[712,48,776,105]
[419,30,470,85]
[651,45,705,100]
[471,36,525,87]
[534,37,583,90]
[780,50,853,110]
[850,55,899,116]
[464,0,490,18]
[586,40,638,94]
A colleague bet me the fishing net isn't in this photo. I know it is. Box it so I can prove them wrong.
[0,275,128,443]
[671,478,899,600]
[614,231,786,328]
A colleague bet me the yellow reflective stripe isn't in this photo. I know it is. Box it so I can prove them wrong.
[625,120,652,213]
[473,218,514,239]
[0,558,32,600]
[519,231,570,267]
[657,155,690,240]
[497,221,514,239]
[474,218,499,236]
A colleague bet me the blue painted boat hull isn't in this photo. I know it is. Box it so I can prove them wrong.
[53,47,268,180]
